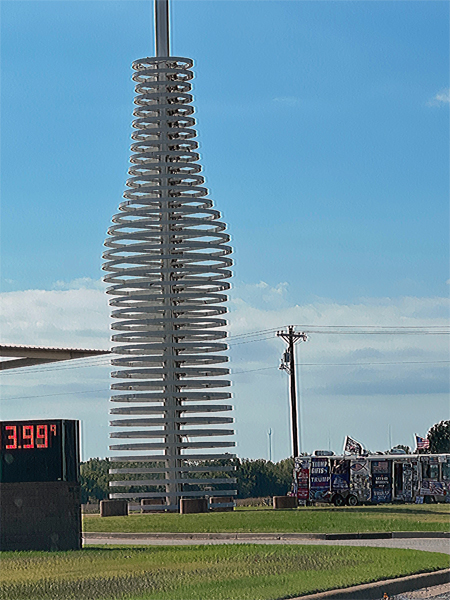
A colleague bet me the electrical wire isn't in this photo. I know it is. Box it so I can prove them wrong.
[2,359,448,401]
[233,359,450,375]
[1,325,448,374]
[1,388,109,401]
[0,355,111,375]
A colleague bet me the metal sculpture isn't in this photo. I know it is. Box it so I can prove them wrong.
[102,0,235,511]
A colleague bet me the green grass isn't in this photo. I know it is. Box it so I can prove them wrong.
[0,544,448,600]
[83,504,450,535]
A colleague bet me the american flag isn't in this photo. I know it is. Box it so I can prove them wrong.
[429,482,443,495]
[415,435,430,450]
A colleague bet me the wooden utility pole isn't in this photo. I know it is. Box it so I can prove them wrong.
[277,327,307,458]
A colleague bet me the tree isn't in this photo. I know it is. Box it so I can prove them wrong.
[272,458,294,491]
[80,458,110,503]
[427,420,450,454]
[79,456,296,502]
[235,459,293,498]
[390,445,411,454]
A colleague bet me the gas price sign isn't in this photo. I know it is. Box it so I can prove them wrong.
[0,419,79,483]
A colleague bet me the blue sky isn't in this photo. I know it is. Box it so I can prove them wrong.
[1,1,449,461]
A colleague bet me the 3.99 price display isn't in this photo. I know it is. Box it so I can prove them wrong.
[1,423,58,450]
[0,419,78,484]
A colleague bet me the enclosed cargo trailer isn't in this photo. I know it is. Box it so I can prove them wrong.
[293,452,450,506]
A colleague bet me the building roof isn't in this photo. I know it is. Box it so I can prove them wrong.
[0,344,110,371]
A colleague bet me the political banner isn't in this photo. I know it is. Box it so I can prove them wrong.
[331,459,350,492]
[309,458,330,501]
[371,460,392,503]
[350,459,370,501]
[296,461,309,501]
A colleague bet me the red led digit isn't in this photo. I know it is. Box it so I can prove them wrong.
[50,424,57,436]
[5,425,18,449]
[36,424,48,448]
[22,425,34,449]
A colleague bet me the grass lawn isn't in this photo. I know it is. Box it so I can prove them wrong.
[83,504,450,534]
[1,544,448,600]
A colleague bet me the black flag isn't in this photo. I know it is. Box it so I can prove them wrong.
[343,435,363,455]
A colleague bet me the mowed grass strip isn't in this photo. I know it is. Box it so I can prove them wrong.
[83,504,450,534]
[0,545,448,600]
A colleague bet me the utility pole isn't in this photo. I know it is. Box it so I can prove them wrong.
[277,326,307,458]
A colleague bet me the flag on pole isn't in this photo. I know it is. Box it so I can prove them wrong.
[343,436,363,455]
[415,435,430,451]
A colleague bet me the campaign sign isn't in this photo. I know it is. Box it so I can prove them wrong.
[350,459,371,501]
[331,459,350,492]
[297,466,309,501]
[309,458,330,501]
[371,460,392,503]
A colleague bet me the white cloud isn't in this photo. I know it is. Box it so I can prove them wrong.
[1,280,448,460]
[273,96,301,106]
[427,88,450,106]
[227,283,449,458]
[231,280,289,311]
[0,284,110,349]
[52,277,105,291]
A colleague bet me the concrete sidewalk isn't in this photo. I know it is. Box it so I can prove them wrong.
[293,571,450,600]
[391,582,450,599]
[83,531,450,554]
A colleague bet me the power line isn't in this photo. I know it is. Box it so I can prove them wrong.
[228,335,275,346]
[0,355,111,375]
[1,388,109,401]
[1,335,279,374]
[227,327,282,339]
[2,359,448,401]
[304,331,448,335]
[294,325,447,329]
[232,359,450,375]
[1,324,448,374]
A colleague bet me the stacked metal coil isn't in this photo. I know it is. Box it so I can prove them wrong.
[102,57,236,511]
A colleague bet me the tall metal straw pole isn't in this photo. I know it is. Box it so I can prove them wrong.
[278,327,307,458]
[155,0,170,56]
[104,0,235,511]
[155,0,177,506]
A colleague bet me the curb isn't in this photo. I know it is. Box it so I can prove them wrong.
[392,531,450,539]
[324,532,392,540]
[290,568,450,599]
[84,532,323,540]
[83,531,449,541]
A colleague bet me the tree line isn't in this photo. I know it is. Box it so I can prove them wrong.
[80,420,450,504]
[80,457,294,504]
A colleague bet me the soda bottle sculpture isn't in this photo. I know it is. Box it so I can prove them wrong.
[102,0,236,511]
